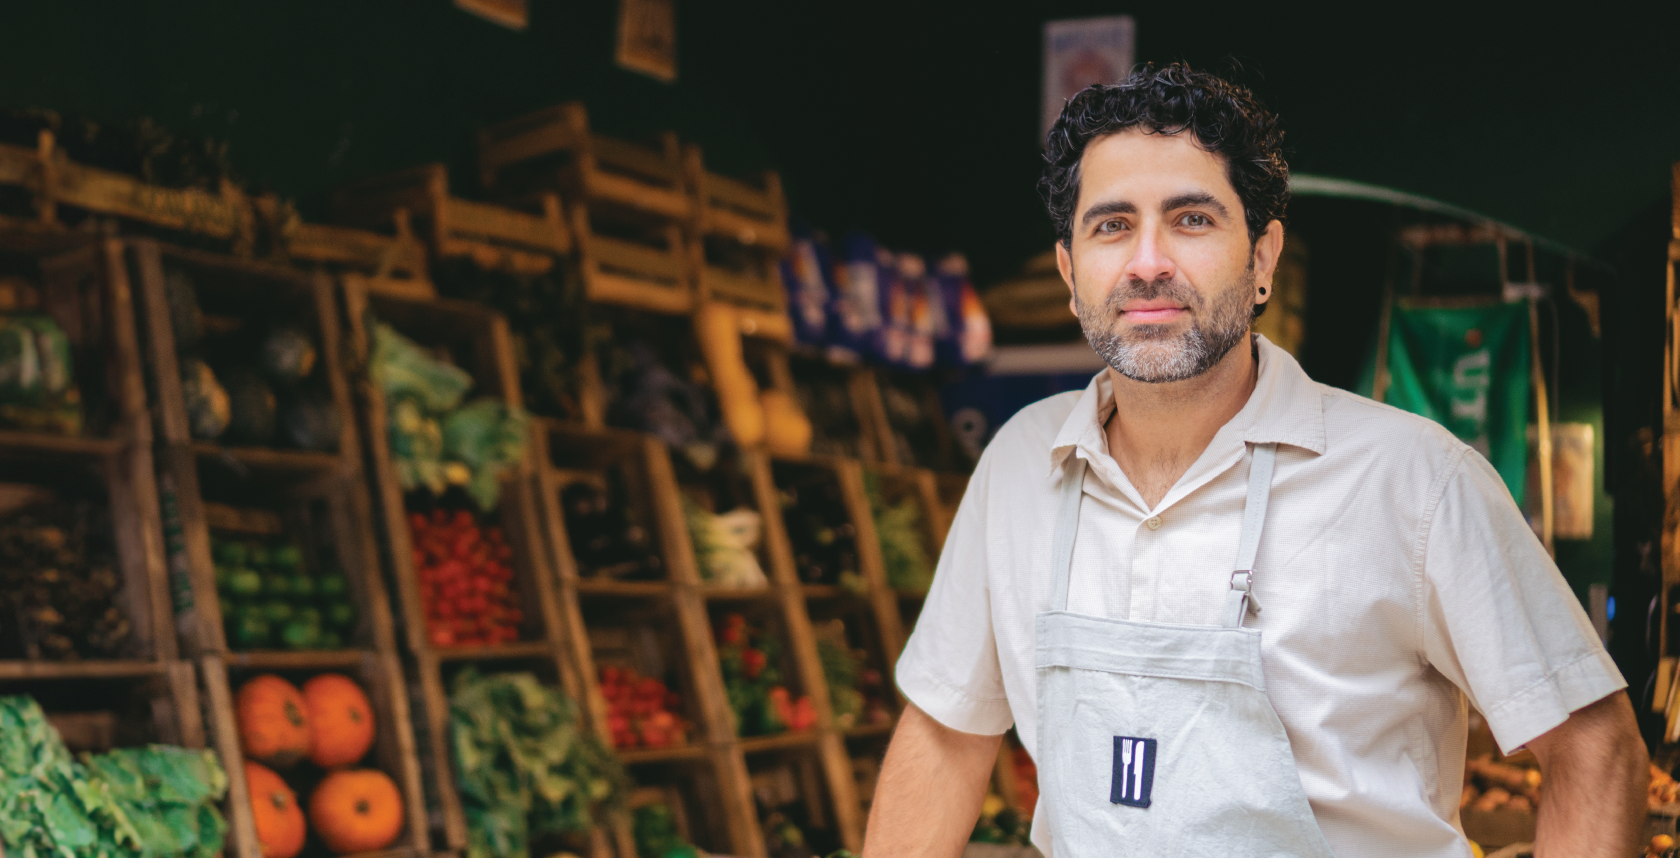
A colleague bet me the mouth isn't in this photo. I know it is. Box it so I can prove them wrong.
[1119,300,1188,325]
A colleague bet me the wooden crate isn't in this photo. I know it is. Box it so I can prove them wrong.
[683,145,790,254]
[478,102,689,223]
[257,196,435,302]
[334,163,569,277]
[341,283,591,852]
[531,421,760,856]
[126,240,428,857]
[571,203,694,315]
[690,235,787,314]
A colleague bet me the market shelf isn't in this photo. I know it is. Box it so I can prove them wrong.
[738,729,821,755]
[617,743,710,766]
[0,659,170,679]
[191,441,343,478]
[431,640,558,663]
[800,584,864,601]
[844,721,895,741]
[224,649,369,670]
[0,429,123,460]
[576,578,672,598]
[701,584,779,602]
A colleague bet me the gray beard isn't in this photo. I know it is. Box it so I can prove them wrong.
[1075,268,1255,384]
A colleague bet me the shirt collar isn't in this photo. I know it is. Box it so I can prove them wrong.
[1049,334,1327,476]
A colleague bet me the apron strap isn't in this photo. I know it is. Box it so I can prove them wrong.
[1050,456,1087,612]
[1225,442,1278,628]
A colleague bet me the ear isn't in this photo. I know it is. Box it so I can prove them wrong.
[1251,220,1285,308]
[1056,241,1077,317]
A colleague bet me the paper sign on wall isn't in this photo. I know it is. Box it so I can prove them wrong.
[618,0,677,82]
[1526,423,1596,540]
[453,0,528,31]
[1042,16,1135,142]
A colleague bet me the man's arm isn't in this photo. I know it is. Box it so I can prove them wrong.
[1527,692,1648,858]
[863,703,1001,858]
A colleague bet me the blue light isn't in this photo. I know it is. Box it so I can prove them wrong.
[1607,596,1617,622]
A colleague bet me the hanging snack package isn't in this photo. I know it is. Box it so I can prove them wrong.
[897,254,937,371]
[935,253,993,367]
[781,224,836,348]
[831,233,887,362]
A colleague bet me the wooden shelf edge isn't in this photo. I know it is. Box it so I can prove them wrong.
[0,659,169,679]
[615,743,709,765]
[576,578,674,598]
[191,441,344,474]
[428,640,558,663]
[737,729,820,755]
[0,429,123,458]
[223,649,369,670]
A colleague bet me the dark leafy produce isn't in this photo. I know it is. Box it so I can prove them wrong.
[433,259,590,424]
[0,496,130,660]
[0,313,83,435]
[276,385,340,452]
[632,803,699,858]
[0,695,229,858]
[763,810,818,858]
[562,478,661,580]
[220,364,277,445]
[258,327,317,386]
[449,669,626,858]
[864,473,934,592]
[777,473,861,588]
[180,358,230,440]
[603,339,726,471]
[214,530,355,651]
[970,807,1032,847]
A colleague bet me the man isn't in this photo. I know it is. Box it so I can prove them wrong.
[863,64,1646,857]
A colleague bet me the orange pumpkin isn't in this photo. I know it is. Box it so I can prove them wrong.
[237,675,311,767]
[303,674,376,769]
[308,769,405,854]
[245,761,307,858]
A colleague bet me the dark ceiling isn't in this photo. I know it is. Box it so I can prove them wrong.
[1,1,1677,287]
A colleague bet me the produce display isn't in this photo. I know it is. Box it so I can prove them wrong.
[0,108,236,193]
[0,695,228,858]
[863,473,934,592]
[167,266,342,452]
[0,307,83,435]
[213,532,356,651]
[1653,762,1680,810]
[599,664,687,750]
[776,472,862,589]
[813,621,889,729]
[632,802,700,858]
[684,497,769,588]
[234,673,402,856]
[0,494,131,660]
[970,800,1031,847]
[1010,743,1037,816]
[448,669,626,858]
[601,337,727,472]
[1458,754,1540,814]
[562,477,662,580]
[370,320,528,511]
[716,613,816,736]
[408,508,523,647]
[1647,834,1678,858]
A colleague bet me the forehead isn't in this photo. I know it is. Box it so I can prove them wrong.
[1077,129,1236,210]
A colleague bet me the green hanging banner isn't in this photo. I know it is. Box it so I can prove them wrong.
[1381,303,1531,502]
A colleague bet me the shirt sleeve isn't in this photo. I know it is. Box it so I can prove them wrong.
[1420,447,1625,754]
[895,449,1014,735]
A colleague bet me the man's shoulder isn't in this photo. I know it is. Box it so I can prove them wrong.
[1315,381,1473,465]
[988,388,1085,459]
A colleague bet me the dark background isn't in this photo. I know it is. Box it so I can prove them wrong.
[2,1,1677,286]
[1,0,1675,724]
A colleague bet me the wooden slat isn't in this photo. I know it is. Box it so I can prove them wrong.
[201,655,261,858]
[594,233,686,282]
[587,272,694,314]
[224,650,368,670]
[55,161,244,239]
[0,141,36,186]
[836,460,907,673]
[0,660,166,679]
[445,196,570,255]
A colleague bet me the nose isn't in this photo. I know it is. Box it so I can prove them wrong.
[1123,221,1177,284]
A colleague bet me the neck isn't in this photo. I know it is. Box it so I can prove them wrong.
[1103,336,1259,508]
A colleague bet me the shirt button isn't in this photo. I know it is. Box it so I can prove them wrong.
[1145,516,1162,530]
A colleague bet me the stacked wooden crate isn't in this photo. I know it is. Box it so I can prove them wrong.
[130,241,429,858]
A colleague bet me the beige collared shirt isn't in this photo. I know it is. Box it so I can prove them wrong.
[897,335,1623,857]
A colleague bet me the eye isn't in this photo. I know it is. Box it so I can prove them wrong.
[1180,213,1210,228]
[1098,219,1126,235]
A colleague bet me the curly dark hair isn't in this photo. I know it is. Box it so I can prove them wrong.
[1039,63,1289,250]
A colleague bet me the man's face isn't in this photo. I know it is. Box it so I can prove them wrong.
[1056,129,1279,384]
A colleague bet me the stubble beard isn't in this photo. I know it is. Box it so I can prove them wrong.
[1074,266,1256,384]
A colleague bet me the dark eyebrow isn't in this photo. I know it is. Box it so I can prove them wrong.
[1079,200,1137,229]
[1161,192,1230,219]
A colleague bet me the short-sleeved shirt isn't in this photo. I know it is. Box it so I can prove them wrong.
[897,334,1623,858]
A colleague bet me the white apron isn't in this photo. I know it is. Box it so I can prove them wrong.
[1032,443,1337,857]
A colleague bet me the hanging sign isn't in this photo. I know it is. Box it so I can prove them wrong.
[453,0,528,31]
[1042,16,1135,141]
[617,0,677,82]
[1526,423,1595,540]
[1382,303,1532,501]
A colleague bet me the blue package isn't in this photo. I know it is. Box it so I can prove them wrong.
[781,224,835,347]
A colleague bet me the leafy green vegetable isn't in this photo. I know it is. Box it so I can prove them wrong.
[449,669,626,858]
[0,695,228,858]
[864,473,934,592]
[632,803,698,858]
[816,636,864,725]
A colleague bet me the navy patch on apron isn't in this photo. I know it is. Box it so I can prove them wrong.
[1111,737,1156,808]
